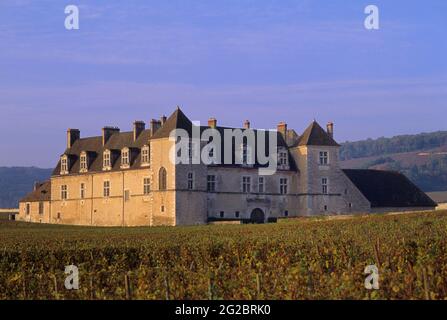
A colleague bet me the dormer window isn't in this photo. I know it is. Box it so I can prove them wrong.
[60,155,69,175]
[121,148,130,168]
[80,152,88,173]
[319,151,329,166]
[103,150,111,170]
[279,151,288,166]
[141,145,150,166]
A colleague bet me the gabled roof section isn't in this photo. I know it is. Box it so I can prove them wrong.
[151,107,193,139]
[20,181,51,203]
[343,169,437,208]
[297,121,340,147]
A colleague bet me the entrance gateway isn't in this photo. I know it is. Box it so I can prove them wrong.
[250,208,265,224]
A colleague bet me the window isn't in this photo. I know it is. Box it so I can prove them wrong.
[220,211,225,218]
[322,178,328,194]
[319,151,329,165]
[61,185,68,200]
[279,151,288,166]
[80,152,88,172]
[39,202,44,215]
[103,150,111,169]
[242,176,251,193]
[207,175,216,192]
[284,210,289,217]
[103,181,110,198]
[57,212,61,219]
[349,203,353,209]
[324,205,328,211]
[80,183,85,199]
[26,203,30,215]
[61,156,68,174]
[124,190,130,202]
[141,145,150,165]
[161,205,165,213]
[258,177,265,194]
[187,172,194,190]
[159,167,167,190]
[121,148,130,167]
[235,211,240,218]
[279,178,288,195]
[143,178,150,195]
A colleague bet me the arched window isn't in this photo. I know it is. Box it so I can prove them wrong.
[159,167,167,190]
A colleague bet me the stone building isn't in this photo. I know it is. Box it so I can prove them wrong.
[18,108,437,226]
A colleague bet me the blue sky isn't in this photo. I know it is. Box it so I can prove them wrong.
[0,0,446,167]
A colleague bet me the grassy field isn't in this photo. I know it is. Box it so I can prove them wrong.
[1,210,447,300]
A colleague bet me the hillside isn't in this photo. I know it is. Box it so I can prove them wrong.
[0,167,52,208]
[340,131,447,192]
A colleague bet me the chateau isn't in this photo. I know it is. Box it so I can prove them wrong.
[18,108,436,226]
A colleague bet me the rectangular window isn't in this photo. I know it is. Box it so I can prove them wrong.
[124,190,130,202]
[143,178,150,195]
[322,178,328,194]
[103,152,111,168]
[61,157,68,173]
[258,177,265,194]
[103,181,110,198]
[61,185,68,200]
[80,155,87,171]
[279,152,288,166]
[26,203,30,215]
[279,178,288,195]
[39,202,44,215]
[319,151,329,165]
[80,183,85,199]
[141,147,150,164]
[122,150,129,166]
[187,172,194,190]
[242,176,251,193]
[207,175,216,192]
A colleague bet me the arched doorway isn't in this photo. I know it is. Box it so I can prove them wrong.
[250,208,265,224]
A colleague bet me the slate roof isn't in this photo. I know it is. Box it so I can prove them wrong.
[343,169,437,208]
[20,181,51,202]
[297,121,340,147]
[52,107,298,176]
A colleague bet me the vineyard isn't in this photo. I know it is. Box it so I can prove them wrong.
[1,210,447,300]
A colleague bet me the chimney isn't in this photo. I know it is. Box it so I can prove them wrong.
[133,121,145,141]
[327,122,334,138]
[208,118,217,128]
[277,122,287,137]
[161,115,167,125]
[150,119,161,135]
[244,120,250,129]
[102,126,120,146]
[67,129,80,149]
[33,181,40,191]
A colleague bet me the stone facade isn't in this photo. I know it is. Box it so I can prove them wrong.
[18,108,435,226]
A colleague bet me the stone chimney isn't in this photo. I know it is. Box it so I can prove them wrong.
[67,129,80,149]
[102,126,120,146]
[208,118,217,128]
[277,122,287,137]
[133,121,145,141]
[161,115,167,126]
[150,119,161,135]
[327,122,334,138]
[244,120,250,129]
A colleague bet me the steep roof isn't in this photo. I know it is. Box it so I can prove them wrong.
[297,121,340,147]
[52,107,298,175]
[151,107,193,139]
[343,169,437,208]
[20,181,51,202]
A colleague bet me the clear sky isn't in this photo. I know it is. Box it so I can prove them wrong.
[0,0,446,167]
